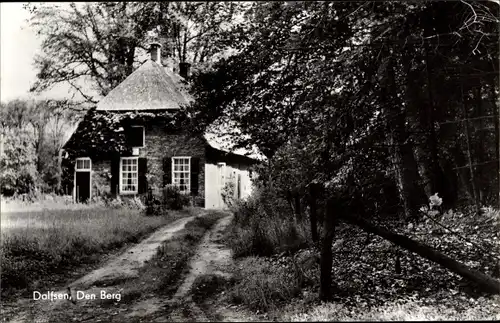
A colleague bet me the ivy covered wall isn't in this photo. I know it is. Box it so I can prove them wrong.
[62,107,204,200]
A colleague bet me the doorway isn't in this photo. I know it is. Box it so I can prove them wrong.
[75,157,91,203]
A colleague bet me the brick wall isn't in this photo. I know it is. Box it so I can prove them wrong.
[89,124,207,205]
[140,124,206,201]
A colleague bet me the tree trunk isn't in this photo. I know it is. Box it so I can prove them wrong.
[461,82,481,216]
[384,55,427,220]
[294,193,302,222]
[423,50,453,208]
[493,81,500,209]
[473,82,487,204]
[308,184,319,243]
[339,212,500,294]
[287,189,302,223]
[319,198,337,301]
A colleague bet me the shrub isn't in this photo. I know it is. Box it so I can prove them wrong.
[144,195,166,216]
[221,181,236,208]
[225,186,310,258]
[163,185,190,210]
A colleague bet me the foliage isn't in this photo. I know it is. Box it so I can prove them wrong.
[63,108,188,161]
[158,2,250,66]
[223,206,500,316]
[286,295,500,321]
[189,1,499,299]
[25,2,249,103]
[221,181,236,208]
[162,185,191,211]
[225,186,310,258]
[144,195,165,217]
[0,129,38,196]
[189,0,499,213]
[0,99,81,196]
[191,274,233,304]
[25,2,162,101]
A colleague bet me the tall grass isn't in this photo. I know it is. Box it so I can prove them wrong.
[229,256,303,312]
[1,207,178,298]
[221,187,312,311]
[224,187,311,258]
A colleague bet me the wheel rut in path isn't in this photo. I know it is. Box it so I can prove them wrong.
[135,213,266,322]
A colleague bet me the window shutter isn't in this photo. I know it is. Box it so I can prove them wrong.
[138,157,148,194]
[163,157,172,187]
[190,157,200,196]
[111,156,120,195]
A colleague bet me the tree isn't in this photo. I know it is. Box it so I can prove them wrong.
[25,2,164,102]
[0,98,81,195]
[25,2,249,103]
[0,128,37,196]
[187,1,500,299]
[159,2,249,66]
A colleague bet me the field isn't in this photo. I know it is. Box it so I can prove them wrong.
[0,204,185,300]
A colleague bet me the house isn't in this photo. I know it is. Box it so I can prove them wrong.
[63,43,262,209]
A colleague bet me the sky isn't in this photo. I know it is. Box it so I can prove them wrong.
[0,2,78,103]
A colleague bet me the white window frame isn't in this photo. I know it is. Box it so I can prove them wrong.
[75,157,92,171]
[130,125,145,148]
[172,156,191,194]
[120,157,139,194]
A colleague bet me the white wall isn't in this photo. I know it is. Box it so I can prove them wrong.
[204,161,253,209]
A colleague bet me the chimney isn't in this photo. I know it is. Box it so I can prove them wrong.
[149,42,162,63]
[179,62,191,79]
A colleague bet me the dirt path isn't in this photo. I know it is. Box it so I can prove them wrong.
[6,215,198,323]
[138,213,266,322]
[5,211,264,323]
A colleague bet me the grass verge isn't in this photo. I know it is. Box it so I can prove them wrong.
[226,256,303,313]
[0,207,188,300]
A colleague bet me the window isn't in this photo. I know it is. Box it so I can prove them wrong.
[76,158,91,171]
[120,157,138,193]
[172,157,191,194]
[128,126,145,148]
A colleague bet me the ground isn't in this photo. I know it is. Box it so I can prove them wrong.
[2,204,500,322]
[2,211,262,323]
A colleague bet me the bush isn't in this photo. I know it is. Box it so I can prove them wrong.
[225,186,310,258]
[142,186,190,216]
[163,185,190,210]
[221,181,237,208]
[144,196,166,216]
